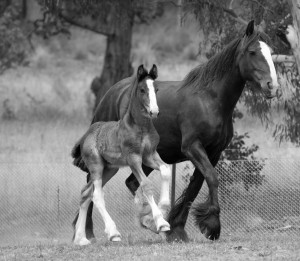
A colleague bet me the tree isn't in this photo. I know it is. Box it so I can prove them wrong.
[0,0,29,74]
[37,0,162,109]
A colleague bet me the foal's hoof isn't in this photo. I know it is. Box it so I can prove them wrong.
[166,227,189,243]
[74,237,91,246]
[159,225,170,232]
[110,235,122,242]
[140,215,159,234]
[157,218,170,232]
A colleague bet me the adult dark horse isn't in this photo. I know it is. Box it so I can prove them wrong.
[77,21,279,242]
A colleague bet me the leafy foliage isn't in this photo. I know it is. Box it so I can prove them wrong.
[219,109,265,192]
[0,2,29,74]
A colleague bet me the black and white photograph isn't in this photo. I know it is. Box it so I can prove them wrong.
[1,0,300,260]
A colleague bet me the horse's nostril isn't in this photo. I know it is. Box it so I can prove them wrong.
[267,82,273,90]
[276,88,282,98]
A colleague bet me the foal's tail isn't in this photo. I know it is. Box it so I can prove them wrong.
[71,139,89,173]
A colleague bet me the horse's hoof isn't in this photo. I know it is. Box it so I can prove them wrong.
[159,225,170,232]
[157,218,170,232]
[166,226,189,243]
[200,220,220,240]
[192,203,221,240]
[110,235,122,242]
[198,212,221,240]
[86,230,96,241]
[140,215,159,234]
[74,237,91,246]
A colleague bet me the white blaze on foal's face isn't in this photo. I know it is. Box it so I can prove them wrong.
[259,41,279,87]
[146,79,159,116]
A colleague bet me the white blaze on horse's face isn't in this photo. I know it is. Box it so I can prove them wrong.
[259,41,279,89]
[146,79,159,118]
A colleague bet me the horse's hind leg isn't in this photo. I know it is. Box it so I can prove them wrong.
[88,159,121,242]
[128,155,170,233]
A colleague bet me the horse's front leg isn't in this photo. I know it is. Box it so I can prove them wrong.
[128,155,170,233]
[166,168,204,242]
[180,139,220,240]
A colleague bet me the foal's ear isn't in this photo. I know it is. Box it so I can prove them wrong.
[245,20,255,36]
[137,64,148,81]
[149,64,158,80]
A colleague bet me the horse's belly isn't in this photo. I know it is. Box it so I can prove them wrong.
[103,152,127,167]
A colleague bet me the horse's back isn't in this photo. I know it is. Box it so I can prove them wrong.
[92,77,133,123]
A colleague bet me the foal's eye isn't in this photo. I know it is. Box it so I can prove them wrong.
[155,89,159,93]
[249,51,256,55]
[140,89,146,94]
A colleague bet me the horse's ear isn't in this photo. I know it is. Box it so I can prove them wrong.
[245,20,255,36]
[137,64,148,81]
[149,64,158,80]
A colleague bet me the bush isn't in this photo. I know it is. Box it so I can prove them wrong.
[0,2,29,74]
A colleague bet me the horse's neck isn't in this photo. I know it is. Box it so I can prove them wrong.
[216,68,245,115]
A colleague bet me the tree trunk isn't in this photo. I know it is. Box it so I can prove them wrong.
[91,25,134,108]
[287,0,300,70]
[91,1,134,110]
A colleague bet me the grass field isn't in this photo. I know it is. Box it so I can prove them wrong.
[1,233,300,260]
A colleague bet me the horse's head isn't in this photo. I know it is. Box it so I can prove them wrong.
[136,64,159,118]
[238,20,279,99]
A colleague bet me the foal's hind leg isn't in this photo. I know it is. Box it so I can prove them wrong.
[128,155,170,233]
[73,180,94,245]
[88,160,121,242]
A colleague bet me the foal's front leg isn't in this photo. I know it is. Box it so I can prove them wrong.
[128,154,170,233]
[143,152,171,218]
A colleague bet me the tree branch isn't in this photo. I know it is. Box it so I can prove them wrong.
[272,54,295,63]
[59,12,112,36]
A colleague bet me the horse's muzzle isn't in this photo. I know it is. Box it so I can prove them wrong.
[150,110,159,118]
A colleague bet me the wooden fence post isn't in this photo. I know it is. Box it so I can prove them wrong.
[171,164,176,208]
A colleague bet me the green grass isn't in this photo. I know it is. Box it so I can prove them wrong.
[1,233,300,260]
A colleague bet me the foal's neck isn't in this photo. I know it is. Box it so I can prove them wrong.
[124,91,153,132]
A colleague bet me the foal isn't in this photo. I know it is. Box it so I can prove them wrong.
[72,65,171,245]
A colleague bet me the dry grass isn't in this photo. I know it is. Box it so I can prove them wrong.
[1,233,300,260]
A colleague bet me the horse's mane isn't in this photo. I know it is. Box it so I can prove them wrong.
[180,31,265,93]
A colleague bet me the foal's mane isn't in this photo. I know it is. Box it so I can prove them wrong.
[180,31,265,93]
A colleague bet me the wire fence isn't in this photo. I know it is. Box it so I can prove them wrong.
[0,159,300,246]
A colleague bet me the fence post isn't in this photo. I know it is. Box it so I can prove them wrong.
[171,164,176,208]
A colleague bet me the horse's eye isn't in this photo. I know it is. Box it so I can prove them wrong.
[140,89,146,94]
[249,51,256,55]
[155,89,159,93]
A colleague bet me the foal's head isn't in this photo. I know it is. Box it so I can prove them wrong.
[135,64,159,118]
[237,20,279,98]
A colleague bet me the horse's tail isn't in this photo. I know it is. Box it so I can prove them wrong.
[71,138,89,173]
